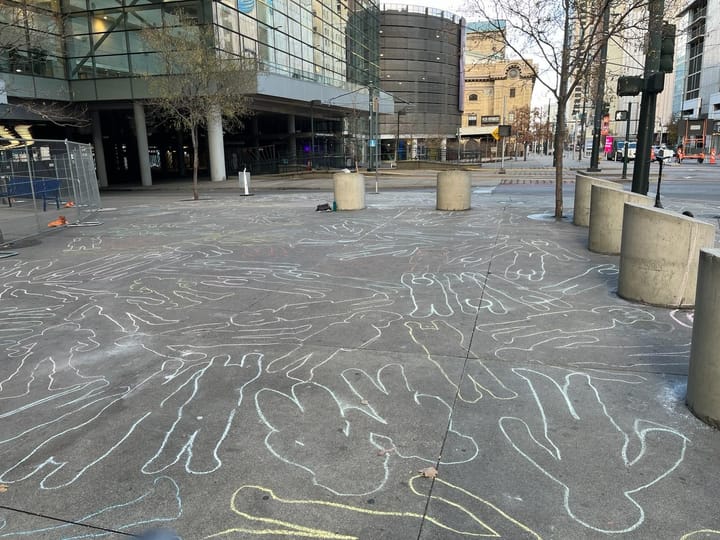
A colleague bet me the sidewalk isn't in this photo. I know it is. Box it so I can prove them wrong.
[100,154,625,194]
[0,182,716,539]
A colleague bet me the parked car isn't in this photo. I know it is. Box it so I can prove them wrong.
[652,145,675,162]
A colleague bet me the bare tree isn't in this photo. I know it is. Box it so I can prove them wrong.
[511,105,534,160]
[0,1,33,54]
[6,100,89,127]
[465,0,650,217]
[141,11,257,200]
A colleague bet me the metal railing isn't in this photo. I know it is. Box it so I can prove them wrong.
[0,139,101,246]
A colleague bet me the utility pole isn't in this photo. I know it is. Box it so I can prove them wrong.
[588,1,611,172]
[500,95,507,174]
[579,78,588,161]
[368,84,374,171]
[632,0,665,194]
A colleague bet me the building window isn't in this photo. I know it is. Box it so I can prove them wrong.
[469,94,478,101]
[509,88,516,98]
[468,114,477,126]
[685,0,706,101]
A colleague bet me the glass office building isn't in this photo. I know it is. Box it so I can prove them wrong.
[0,0,389,184]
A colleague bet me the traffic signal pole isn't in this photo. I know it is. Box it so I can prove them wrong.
[631,0,664,194]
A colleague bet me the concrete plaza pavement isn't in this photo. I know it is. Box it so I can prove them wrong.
[1,166,719,539]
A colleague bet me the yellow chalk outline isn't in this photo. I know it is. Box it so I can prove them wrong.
[206,476,541,539]
[681,531,720,539]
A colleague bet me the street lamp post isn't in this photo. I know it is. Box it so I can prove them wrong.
[587,0,610,172]
[654,155,665,208]
[622,102,633,180]
[310,99,321,170]
[367,85,375,172]
[395,108,406,164]
[500,96,508,174]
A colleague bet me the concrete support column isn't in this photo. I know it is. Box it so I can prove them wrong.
[333,172,365,210]
[687,248,720,428]
[573,174,621,227]
[252,116,260,147]
[207,105,226,182]
[91,110,108,188]
[588,185,653,254]
[440,138,447,161]
[177,130,186,176]
[617,203,716,307]
[133,101,152,187]
[436,170,471,210]
[287,115,297,162]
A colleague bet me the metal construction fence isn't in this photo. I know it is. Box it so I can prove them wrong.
[0,139,101,247]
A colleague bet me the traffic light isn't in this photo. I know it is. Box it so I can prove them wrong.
[660,23,676,73]
[645,72,665,93]
[617,76,643,96]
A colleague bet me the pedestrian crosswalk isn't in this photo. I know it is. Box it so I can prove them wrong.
[499,178,576,184]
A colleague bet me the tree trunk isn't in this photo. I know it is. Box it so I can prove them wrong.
[554,10,572,219]
[554,109,565,219]
[191,126,199,200]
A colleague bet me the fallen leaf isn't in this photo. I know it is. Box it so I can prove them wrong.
[377,447,395,457]
[360,399,369,405]
[0,485,7,493]
[418,466,438,479]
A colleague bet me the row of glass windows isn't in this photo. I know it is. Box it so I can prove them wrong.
[62,0,196,13]
[0,50,66,78]
[3,0,379,89]
[684,9,705,101]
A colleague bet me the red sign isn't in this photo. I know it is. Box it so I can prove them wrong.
[604,136,613,153]
[601,114,610,136]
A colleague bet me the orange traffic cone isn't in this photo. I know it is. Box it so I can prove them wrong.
[711,148,716,165]
[64,201,75,208]
[650,147,655,161]
[48,216,67,227]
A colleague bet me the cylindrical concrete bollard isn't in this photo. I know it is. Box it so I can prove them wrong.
[436,170,471,211]
[618,203,716,307]
[333,172,365,210]
[687,248,720,428]
[573,174,622,227]
[588,185,653,254]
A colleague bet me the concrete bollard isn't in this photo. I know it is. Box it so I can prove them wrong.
[687,248,720,428]
[333,172,365,210]
[436,170,471,211]
[573,174,622,227]
[617,203,716,307]
[588,185,653,254]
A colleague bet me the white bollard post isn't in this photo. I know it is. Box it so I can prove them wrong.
[239,168,253,196]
